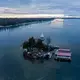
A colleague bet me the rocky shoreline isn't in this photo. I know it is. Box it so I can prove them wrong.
[22,36,59,62]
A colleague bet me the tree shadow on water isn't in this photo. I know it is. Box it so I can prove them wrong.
[0,18,53,32]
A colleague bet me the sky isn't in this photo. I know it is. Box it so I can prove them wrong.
[0,0,80,15]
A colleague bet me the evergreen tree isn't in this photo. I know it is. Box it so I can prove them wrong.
[36,39,44,50]
[28,37,35,48]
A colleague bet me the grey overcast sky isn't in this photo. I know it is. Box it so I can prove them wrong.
[0,0,80,15]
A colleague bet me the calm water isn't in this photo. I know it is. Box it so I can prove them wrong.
[0,19,80,80]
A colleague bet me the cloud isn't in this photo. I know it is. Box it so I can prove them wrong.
[71,1,80,6]
[0,0,80,15]
[0,3,64,14]
[0,7,20,14]
[16,3,64,14]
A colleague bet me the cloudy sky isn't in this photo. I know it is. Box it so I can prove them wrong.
[0,0,80,15]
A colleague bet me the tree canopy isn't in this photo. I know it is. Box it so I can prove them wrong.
[23,37,53,52]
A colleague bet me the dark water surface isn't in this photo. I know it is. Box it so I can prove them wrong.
[0,19,80,80]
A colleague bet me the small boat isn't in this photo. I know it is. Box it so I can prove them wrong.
[54,48,71,62]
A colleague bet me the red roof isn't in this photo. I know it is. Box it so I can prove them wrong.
[58,53,71,56]
[57,49,71,56]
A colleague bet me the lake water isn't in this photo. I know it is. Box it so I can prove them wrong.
[0,19,80,80]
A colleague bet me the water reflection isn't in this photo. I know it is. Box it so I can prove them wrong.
[50,19,64,28]
[0,20,51,32]
[23,52,44,64]
[0,23,31,31]
[0,18,80,80]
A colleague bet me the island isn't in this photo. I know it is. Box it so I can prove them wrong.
[22,34,59,62]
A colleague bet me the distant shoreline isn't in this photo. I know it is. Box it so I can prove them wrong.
[0,14,79,26]
[0,18,53,26]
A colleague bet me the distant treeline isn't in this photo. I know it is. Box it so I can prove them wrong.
[0,18,53,26]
